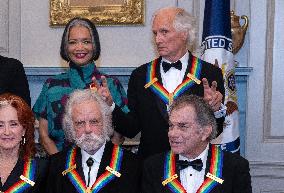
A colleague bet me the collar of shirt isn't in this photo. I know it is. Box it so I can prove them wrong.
[81,142,106,165]
[179,144,209,193]
[160,52,189,93]
[179,144,209,170]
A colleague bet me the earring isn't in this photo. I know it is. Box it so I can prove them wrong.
[22,135,26,145]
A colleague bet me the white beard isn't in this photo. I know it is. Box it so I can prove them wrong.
[75,133,105,155]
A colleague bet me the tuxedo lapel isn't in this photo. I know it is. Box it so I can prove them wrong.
[203,144,223,193]
[175,154,182,182]
[204,144,212,180]
[161,153,185,193]
[183,51,193,81]
[96,142,113,179]
[75,147,86,184]
[151,57,169,121]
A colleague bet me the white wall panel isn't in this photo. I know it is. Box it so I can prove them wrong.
[271,0,284,136]
[0,0,9,54]
[247,0,284,191]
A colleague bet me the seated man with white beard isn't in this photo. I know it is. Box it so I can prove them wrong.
[46,89,140,193]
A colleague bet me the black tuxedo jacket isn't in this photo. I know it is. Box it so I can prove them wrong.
[0,158,49,193]
[142,145,252,193]
[46,142,141,193]
[0,55,31,106]
[113,52,225,159]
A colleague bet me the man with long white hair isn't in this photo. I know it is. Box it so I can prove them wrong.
[46,89,140,193]
[111,7,226,160]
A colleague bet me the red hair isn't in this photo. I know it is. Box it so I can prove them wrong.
[0,93,35,159]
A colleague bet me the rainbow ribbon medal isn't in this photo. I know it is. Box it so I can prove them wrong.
[163,151,186,193]
[5,158,36,193]
[163,145,223,193]
[145,57,202,105]
[196,145,223,193]
[65,145,123,193]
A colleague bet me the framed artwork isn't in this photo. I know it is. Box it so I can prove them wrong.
[50,0,145,26]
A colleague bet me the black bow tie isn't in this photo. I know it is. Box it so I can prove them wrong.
[162,60,182,72]
[176,159,203,172]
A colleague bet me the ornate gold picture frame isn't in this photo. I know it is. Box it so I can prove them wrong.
[50,0,145,26]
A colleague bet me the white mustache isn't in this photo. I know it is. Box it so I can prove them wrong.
[75,133,105,154]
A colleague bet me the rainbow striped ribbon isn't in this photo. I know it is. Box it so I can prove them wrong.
[163,152,186,193]
[145,57,202,105]
[196,145,223,193]
[164,145,223,193]
[5,158,36,193]
[65,145,123,193]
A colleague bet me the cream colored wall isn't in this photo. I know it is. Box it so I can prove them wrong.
[20,0,177,67]
[3,0,249,68]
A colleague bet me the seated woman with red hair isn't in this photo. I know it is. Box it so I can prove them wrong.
[0,93,48,193]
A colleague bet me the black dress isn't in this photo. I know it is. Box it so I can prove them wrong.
[0,157,49,193]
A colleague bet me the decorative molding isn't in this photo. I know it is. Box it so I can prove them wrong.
[25,66,252,93]
[25,66,253,76]
[25,67,135,76]
[250,160,284,179]
[263,0,282,142]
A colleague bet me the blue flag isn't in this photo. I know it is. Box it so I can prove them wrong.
[201,0,240,153]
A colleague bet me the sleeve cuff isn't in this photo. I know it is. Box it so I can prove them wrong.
[214,103,227,118]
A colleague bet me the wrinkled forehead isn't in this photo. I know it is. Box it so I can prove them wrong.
[153,9,176,25]
[169,104,197,121]
[153,7,182,23]
[72,100,101,117]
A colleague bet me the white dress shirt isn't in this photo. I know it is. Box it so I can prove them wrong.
[81,143,106,187]
[179,144,209,193]
[160,52,189,93]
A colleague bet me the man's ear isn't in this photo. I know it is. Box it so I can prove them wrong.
[201,126,212,141]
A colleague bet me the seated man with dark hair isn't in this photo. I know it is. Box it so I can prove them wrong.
[46,89,140,193]
[142,95,252,193]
